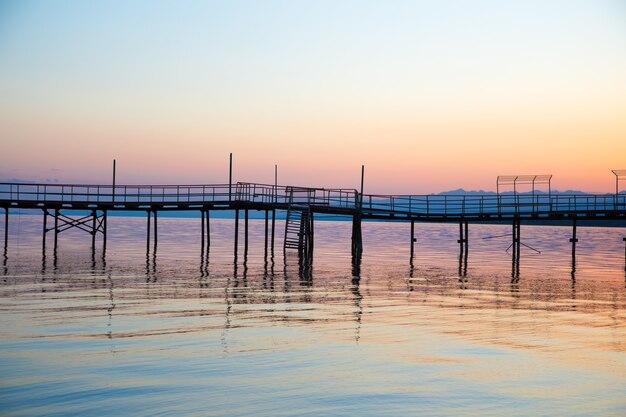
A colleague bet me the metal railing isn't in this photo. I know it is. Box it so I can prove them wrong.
[1,182,625,218]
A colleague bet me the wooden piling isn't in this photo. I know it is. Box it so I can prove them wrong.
[264,210,269,257]
[42,209,47,249]
[271,209,276,256]
[3,208,8,250]
[234,210,239,258]
[206,210,210,247]
[244,209,249,254]
[201,210,205,246]
[91,209,97,248]
[153,210,158,246]
[54,209,59,250]
[410,220,415,260]
[146,210,151,253]
[351,213,363,257]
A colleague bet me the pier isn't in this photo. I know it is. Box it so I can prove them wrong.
[1,175,625,270]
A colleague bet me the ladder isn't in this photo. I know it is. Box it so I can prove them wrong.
[283,188,314,260]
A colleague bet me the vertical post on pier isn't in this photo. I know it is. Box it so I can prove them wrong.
[234,210,239,258]
[54,209,59,250]
[91,209,97,249]
[228,153,233,202]
[271,209,276,256]
[244,209,249,255]
[360,165,365,210]
[264,210,269,258]
[410,220,415,261]
[274,164,278,203]
[112,159,116,204]
[42,209,48,250]
[3,208,8,251]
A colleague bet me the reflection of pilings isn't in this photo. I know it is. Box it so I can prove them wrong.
[457,221,468,278]
[623,237,626,273]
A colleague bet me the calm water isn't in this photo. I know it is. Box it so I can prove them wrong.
[1,214,625,416]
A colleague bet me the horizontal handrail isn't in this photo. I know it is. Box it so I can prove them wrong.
[0,182,624,218]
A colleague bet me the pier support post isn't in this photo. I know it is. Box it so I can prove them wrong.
[234,210,239,258]
[54,209,59,250]
[201,210,205,247]
[206,210,210,248]
[91,209,97,249]
[570,217,578,263]
[153,210,158,247]
[3,208,8,251]
[410,220,415,261]
[244,209,249,255]
[103,210,107,254]
[264,210,269,258]
[351,213,363,257]
[42,209,47,250]
[271,209,276,256]
[511,219,521,279]
[146,210,151,253]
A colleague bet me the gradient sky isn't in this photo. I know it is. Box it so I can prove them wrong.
[1,0,625,193]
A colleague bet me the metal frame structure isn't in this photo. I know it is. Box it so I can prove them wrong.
[612,170,626,196]
[496,175,552,198]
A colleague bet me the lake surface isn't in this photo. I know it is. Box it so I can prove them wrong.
[1,214,625,416]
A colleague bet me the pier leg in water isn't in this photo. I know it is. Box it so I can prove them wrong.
[206,210,210,248]
[153,210,158,250]
[271,209,276,257]
[42,209,48,251]
[570,217,578,275]
[54,209,59,251]
[511,219,521,281]
[3,207,8,251]
[146,210,151,254]
[244,209,249,256]
[201,210,205,247]
[102,210,107,256]
[234,210,239,259]
[91,209,97,250]
[264,210,269,259]
[351,213,363,258]
[410,220,415,262]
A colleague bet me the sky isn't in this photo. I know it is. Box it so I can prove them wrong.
[0,0,625,193]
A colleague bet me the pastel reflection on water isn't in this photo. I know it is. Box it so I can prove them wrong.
[0,215,625,416]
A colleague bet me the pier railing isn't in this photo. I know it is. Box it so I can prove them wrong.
[1,182,624,218]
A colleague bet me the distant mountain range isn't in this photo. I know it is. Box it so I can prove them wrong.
[433,188,621,196]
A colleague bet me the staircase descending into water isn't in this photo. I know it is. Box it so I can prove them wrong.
[283,187,314,260]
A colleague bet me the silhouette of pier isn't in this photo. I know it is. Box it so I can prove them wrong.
[1,175,625,271]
